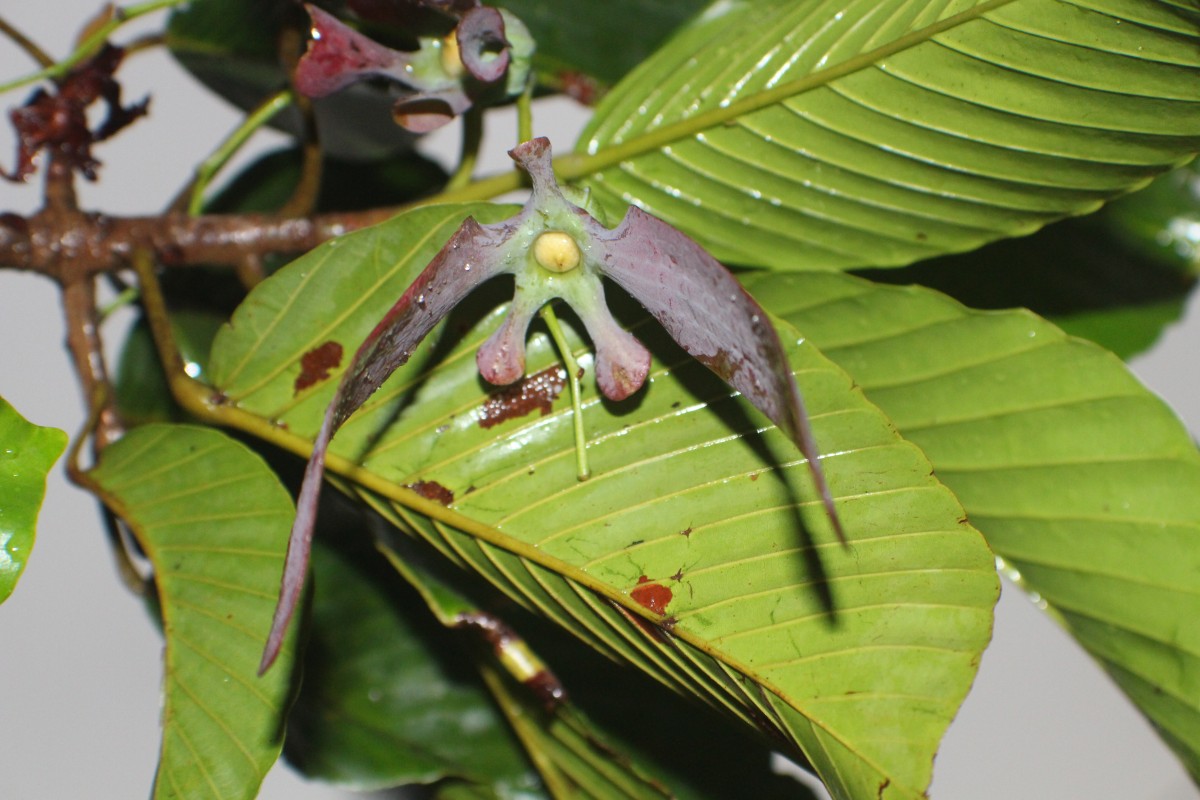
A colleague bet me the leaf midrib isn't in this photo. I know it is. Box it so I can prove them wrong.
[567,0,1020,174]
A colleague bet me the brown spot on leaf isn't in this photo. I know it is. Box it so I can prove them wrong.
[405,479,454,506]
[294,340,344,395]
[478,366,566,428]
[631,577,672,615]
[750,472,759,481]
[680,526,693,538]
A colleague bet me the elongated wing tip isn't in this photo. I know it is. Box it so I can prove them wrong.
[258,407,336,674]
[595,207,847,545]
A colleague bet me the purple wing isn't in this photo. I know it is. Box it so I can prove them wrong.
[592,208,846,545]
[294,5,416,98]
[259,217,512,673]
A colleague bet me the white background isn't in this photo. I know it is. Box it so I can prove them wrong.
[0,4,1196,799]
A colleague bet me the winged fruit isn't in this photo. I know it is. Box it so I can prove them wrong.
[259,137,846,672]
[294,3,532,132]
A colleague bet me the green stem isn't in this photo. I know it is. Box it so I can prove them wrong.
[539,303,590,481]
[516,77,534,144]
[98,285,140,322]
[0,0,188,94]
[445,107,484,191]
[187,89,294,216]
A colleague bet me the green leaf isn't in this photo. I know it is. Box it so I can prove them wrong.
[204,147,448,215]
[1052,299,1189,360]
[577,0,1200,270]
[375,525,808,800]
[1103,155,1200,276]
[87,425,299,800]
[747,270,1200,781]
[494,0,708,88]
[289,499,806,798]
[115,311,226,425]
[857,213,1196,361]
[857,158,1200,359]
[0,397,66,604]
[208,204,999,799]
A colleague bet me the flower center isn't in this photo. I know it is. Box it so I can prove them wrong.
[533,231,582,273]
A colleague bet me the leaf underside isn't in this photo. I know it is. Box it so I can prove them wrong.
[88,425,299,800]
[370,522,810,800]
[579,0,1200,270]
[747,270,1200,782]
[208,205,999,800]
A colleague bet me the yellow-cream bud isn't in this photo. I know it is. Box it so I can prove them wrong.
[533,231,582,273]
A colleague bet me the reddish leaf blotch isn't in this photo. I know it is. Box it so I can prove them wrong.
[404,479,454,506]
[631,576,673,615]
[294,341,344,395]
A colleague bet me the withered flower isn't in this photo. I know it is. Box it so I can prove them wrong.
[3,44,148,182]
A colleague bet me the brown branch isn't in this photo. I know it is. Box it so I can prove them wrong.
[0,14,55,68]
[0,204,401,280]
[62,277,123,450]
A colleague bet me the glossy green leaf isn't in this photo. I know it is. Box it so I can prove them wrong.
[87,425,299,800]
[496,0,707,89]
[746,270,1200,781]
[208,204,999,800]
[0,397,66,604]
[1103,156,1200,276]
[578,0,1200,270]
